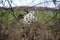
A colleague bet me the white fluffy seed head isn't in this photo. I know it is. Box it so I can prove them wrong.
[23,11,37,24]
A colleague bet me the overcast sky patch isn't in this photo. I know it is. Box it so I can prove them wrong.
[0,0,60,8]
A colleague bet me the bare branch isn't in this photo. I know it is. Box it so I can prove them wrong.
[6,0,19,21]
[32,1,60,7]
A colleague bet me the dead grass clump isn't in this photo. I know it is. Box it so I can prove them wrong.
[0,21,60,40]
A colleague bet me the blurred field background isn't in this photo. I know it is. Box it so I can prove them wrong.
[0,7,60,40]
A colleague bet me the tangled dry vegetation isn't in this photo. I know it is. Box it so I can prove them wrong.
[0,18,60,40]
